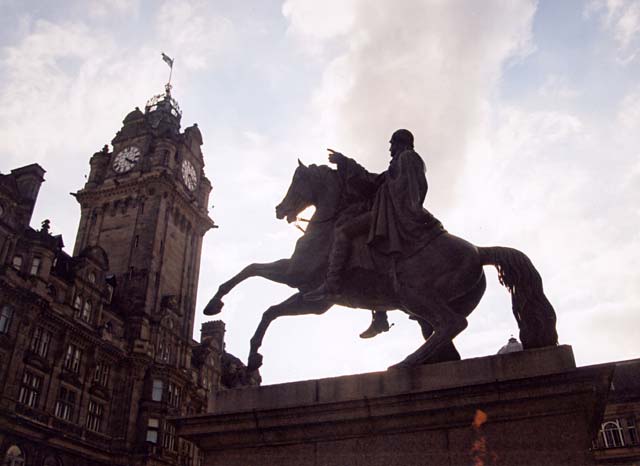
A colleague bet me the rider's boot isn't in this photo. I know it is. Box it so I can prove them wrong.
[304,235,349,301]
[359,311,391,339]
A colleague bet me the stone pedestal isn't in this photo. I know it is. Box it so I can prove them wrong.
[176,346,613,466]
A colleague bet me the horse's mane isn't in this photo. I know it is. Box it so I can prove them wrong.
[306,163,337,177]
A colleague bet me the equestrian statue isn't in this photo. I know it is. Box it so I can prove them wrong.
[204,129,558,372]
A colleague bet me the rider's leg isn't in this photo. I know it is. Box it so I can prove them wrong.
[304,212,371,301]
[359,310,391,339]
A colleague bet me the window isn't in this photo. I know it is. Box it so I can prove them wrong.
[626,417,638,445]
[146,418,160,443]
[88,271,96,284]
[94,362,110,387]
[81,300,92,323]
[18,371,42,408]
[86,400,104,432]
[11,255,23,270]
[29,327,51,357]
[63,344,82,373]
[29,257,41,275]
[158,337,171,363]
[54,386,76,421]
[73,295,83,312]
[168,382,180,408]
[601,420,625,448]
[43,456,61,466]
[152,379,163,401]
[163,421,176,451]
[181,440,202,466]
[0,305,13,334]
[3,445,26,466]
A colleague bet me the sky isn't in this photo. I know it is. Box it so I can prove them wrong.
[0,0,639,385]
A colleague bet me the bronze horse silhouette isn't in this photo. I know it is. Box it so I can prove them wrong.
[204,161,558,371]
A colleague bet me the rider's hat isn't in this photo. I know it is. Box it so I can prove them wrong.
[390,129,414,149]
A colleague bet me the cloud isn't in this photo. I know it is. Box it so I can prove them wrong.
[586,0,640,62]
[282,0,356,43]
[85,0,141,18]
[285,0,537,209]
[155,0,234,70]
[538,74,581,99]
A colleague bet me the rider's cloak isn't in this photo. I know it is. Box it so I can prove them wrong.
[337,149,445,257]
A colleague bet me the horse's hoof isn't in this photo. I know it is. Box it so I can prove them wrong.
[388,360,412,370]
[203,297,224,316]
[247,352,263,372]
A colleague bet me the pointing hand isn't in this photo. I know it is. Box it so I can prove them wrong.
[327,149,345,164]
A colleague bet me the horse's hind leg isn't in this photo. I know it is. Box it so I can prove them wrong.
[415,319,461,364]
[394,288,468,368]
[248,293,332,371]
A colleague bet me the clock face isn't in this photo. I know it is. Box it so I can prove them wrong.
[113,146,141,173]
[182,160,198,191]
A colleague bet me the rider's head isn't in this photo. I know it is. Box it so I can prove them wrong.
[389,129,414,157]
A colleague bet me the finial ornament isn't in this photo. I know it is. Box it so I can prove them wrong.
[40,219,51,234]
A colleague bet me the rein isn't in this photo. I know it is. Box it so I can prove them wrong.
[295,212,336,233]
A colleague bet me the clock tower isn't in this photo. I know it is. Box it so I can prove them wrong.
[73,84,215,343]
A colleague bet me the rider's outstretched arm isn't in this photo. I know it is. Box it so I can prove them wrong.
[327,149,379,195]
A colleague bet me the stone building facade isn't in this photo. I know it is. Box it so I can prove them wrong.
[0,86,251,466]
[593,358,640,465]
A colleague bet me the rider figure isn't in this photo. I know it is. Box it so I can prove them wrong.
[304,129,444,338]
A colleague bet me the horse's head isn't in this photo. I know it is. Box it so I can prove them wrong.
[276,160,315,223]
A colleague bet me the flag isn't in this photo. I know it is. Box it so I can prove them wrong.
[161,52,174,68]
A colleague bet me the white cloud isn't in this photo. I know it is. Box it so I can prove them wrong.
[287,0,537,210]
[85,0,141,18]
[155,0,234,70]
[538,74,581,99]
[282,0,356,43]
[617,86,640,128]
[587,0,640,62]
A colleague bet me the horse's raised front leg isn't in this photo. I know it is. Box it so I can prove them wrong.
[203,259,293,315]
[247,293,332,371]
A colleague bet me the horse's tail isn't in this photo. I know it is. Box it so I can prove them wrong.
[478,246,558,349]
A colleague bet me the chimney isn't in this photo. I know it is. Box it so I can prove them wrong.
[201,320,225,352]
[10,164,46,225]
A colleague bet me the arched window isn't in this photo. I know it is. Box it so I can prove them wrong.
[30,257,41,275]
[3,445,26,466]
[73,295,83,312]
[81,301,92,322]
[602,420,625,448]
[43,455,61,466]
[11,255,22,270]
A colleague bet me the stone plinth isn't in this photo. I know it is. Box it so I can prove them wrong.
[176,346,613,466]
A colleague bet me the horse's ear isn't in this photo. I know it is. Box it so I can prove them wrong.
[298,158,307,168]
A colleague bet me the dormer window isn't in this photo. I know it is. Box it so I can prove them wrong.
[88,272,96,284]
[30,257,41,276]
[11,255,22,271]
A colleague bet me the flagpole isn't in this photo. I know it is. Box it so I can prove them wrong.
[161,52,175,94]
